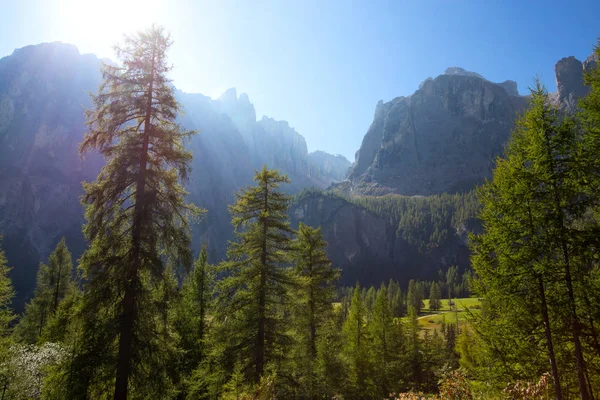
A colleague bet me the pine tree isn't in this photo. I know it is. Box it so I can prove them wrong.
[215,166,293,384]
[76,25,201,399]
[429,282,442,312]
[290,223,339,397]
[14,238,75,344]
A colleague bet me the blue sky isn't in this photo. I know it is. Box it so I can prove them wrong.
[1,0,599,160]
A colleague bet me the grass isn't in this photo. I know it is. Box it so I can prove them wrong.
[418,298,482,334]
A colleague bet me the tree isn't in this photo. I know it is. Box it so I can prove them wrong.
[407,280,423,314]
[290,223,339,397]
[471,80,600,399]
[369,284,400,397]
[214,166,293,384]
[429,282,442,312]
[77,25,201,399]
[341,283,372,397]
[446,266,458,303]
[173,243,214,395]
[15,238,75,344]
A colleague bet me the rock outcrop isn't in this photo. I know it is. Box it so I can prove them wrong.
[347,69,527,196]
[307,151,351,186]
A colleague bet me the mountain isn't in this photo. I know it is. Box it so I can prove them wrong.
[0,41,595,307]
[0,42,346,307]
[346,68,528,196]
[345,57,594,196]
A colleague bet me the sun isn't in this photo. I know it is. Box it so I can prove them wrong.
[53,0,165,57]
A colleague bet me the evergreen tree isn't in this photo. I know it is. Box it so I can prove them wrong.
[407,280,423,314]
[369,283,403,397]
[76,25,201,399]
[471,80,600,399]
[15,238,75,344]
[214,166,293,384]
[0,237,14,343]
[341,283,372,398]
[290,223,339,397]
[446,266,458,303]
[429,282,442,311]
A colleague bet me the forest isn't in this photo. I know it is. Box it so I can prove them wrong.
[1,25,600,399]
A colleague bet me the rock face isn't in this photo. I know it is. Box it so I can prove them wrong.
[290,192,471,286]
[555,56,589,111]
[307,151,351,186]
[347,69,527,196]
[0,43,104,306]
[0,42,345,307]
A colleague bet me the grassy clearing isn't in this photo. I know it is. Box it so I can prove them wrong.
[418,298,482,334]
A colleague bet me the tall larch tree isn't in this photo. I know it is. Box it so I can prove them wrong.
[290,223,339,397]
[471,80,600,399]
[215,166,293,384]
[77,25,201,400]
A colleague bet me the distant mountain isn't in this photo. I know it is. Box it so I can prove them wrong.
[0,42,346,307]
[345,58,594,196]
[0,41,596,308]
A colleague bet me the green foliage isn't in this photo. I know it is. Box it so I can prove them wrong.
[74,25,202,399]
[342,283,373,397]
[212,166,294,387]
[289,222,339,397]
[470,79,600,398]
[14,238,75,344]
[429,282,442,311]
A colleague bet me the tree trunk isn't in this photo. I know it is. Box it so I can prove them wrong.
[538,275,563,400]
[114,47,156,400]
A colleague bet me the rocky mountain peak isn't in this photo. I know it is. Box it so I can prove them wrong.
[555,56,588,110]
[443,67,485,80]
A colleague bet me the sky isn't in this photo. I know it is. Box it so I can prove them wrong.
[1,0,599,160]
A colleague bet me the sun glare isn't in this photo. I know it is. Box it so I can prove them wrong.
[54,0,164,57]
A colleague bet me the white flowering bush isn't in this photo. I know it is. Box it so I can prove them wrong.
[1,342,68,399]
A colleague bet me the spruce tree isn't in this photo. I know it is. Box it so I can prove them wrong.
[290,223,339,397]
[407,280,423,314]
[215,166,293,384]
[15,238,75,344]
[77,25,201,399]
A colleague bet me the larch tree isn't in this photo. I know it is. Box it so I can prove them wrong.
[471,80,600,399]
[342,283,372,398]
[15,238,75,344]
[77,25,201,400]
[429,282,442,312]
[290,222,339,397]
[215,166,294,384]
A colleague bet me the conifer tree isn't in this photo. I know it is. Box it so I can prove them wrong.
[369,284,394,397]
[471,80,600,399]
[290,223,339,397]
[0,237,14,343]
[77,25,201,399]
[215,166,293,384]
[15,238,75,344]
[429,282,442,311]
[407,280,423,314]
[342,283,372,397]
